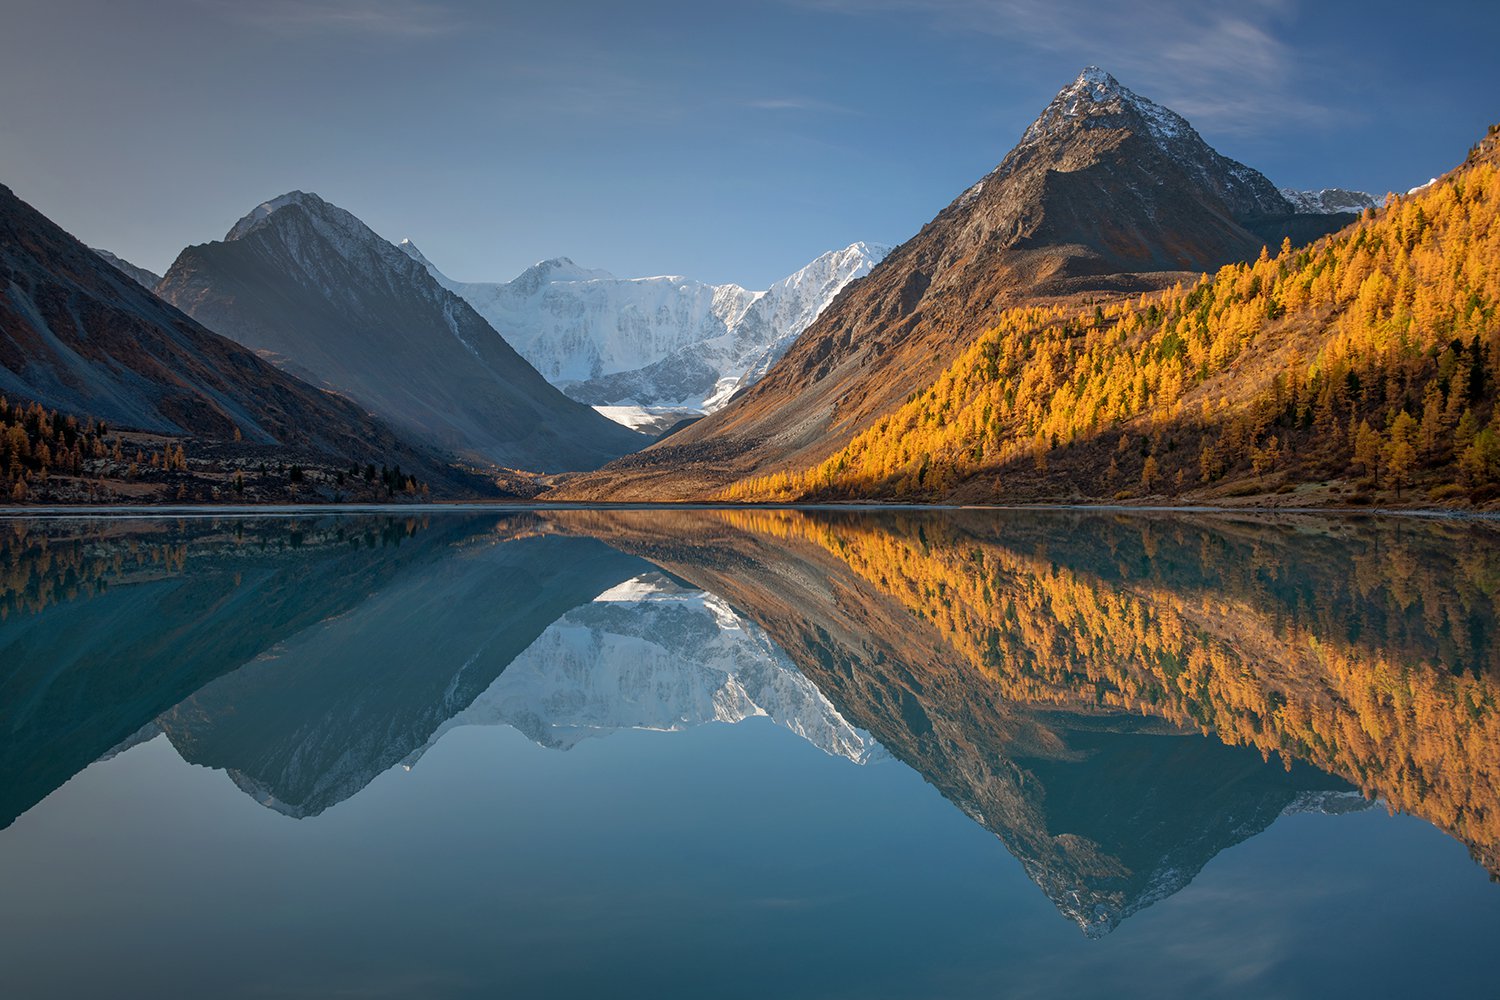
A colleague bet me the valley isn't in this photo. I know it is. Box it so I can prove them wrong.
[1,68,1494,512]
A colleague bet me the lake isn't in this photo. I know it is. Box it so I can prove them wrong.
[2,507,1498,998]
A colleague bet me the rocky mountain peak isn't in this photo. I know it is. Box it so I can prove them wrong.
[1005,66,1290,221]
[1019,66,1186,151]
[396,237,434,269]
[225,190,329,241]
[158,192,648,472]
[560,68,1361,500]
[508,256,615,295]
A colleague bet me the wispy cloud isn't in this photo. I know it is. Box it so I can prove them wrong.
[744,97,859,114]
[794,0,1329,135]
[210,0,463,38]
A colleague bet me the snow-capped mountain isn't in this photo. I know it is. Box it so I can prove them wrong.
[557,67,1363,500]
[1014,66,1295,222]
[399,239,888,417]
[91,247,161,289]
[1279,187,1381,215]
[406,572,886,764]
[156,191,646,472]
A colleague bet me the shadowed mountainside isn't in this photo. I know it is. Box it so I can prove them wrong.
[157,192,647,473]
[0,184,471,492]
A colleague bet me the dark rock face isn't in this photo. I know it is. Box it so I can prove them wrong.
[0,183,454,481]
[157,192,647,474]
[558,68,1353,499]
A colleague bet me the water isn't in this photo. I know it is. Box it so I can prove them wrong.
[2,508,1498,998]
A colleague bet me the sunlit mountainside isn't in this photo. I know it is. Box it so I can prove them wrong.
[721,127,1500,507]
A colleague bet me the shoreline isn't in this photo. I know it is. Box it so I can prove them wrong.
[0,501,1495,521]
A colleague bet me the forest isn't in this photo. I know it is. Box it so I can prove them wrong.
[0,396,429,504]
[722,129,1500,507]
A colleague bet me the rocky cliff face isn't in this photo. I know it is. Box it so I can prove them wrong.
[157,192,646,473]
[555,67,1356,499]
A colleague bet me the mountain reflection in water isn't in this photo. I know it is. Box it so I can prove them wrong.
[1,508,1497,939]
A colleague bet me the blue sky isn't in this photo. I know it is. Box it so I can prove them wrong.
[2,0,1496,288]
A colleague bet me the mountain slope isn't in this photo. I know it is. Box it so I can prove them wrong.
[92,248,161,289]
[402,241,887,414]
[0,183,456,482]
[554,67,1357,499]
[157,192,646,473]
[725,126,1500,507]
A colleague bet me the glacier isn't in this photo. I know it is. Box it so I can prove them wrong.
[398,239,888,423]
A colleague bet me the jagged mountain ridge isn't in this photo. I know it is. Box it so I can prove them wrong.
[1281,187,1380,214]
[156,192,647,473]
[554,67,1359,499]
[400,240,888,415]
[0,183,459,483]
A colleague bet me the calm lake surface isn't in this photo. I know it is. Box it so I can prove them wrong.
[2,507,1498,998]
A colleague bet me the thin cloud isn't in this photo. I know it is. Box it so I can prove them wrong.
[211,0,463,38]
[794,0,1331,135]
[744,97,859,114]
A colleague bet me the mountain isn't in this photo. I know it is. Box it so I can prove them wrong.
[407,572,885,764]
[91,248,161,289]
[553,67,1357,500]
[156,192,647,473]
[401,240,887,416]
[724,125,1500,508]
[1280,187,1380,214]
[0,183,455,481]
